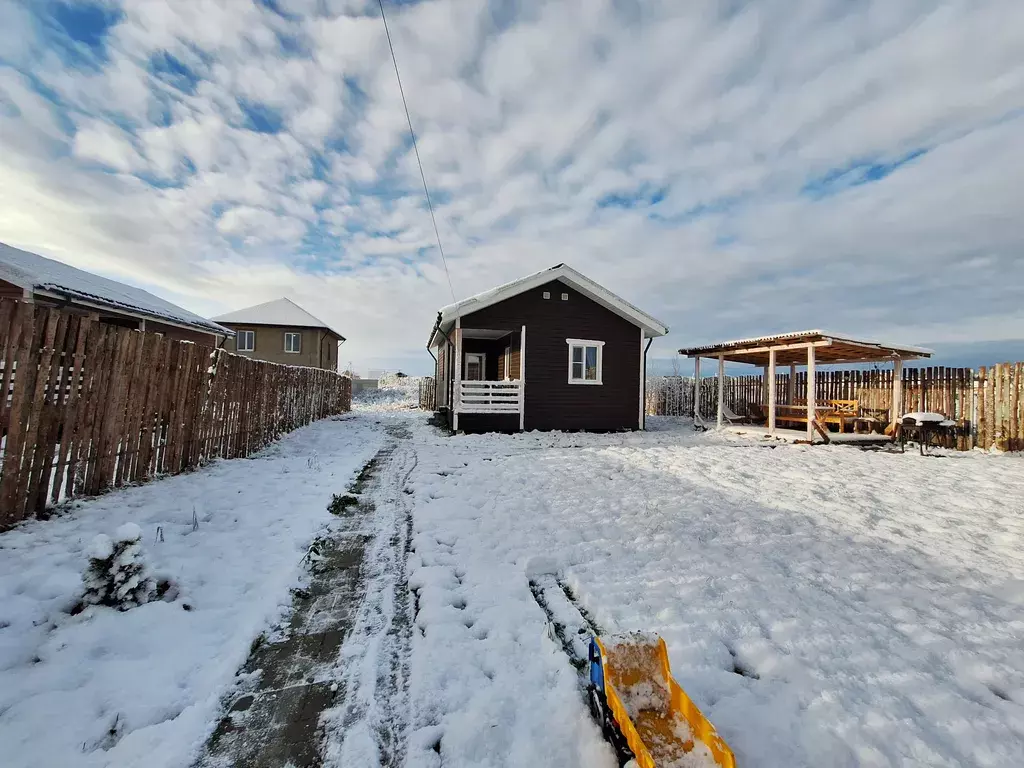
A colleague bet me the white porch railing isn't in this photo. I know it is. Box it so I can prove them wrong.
[457,380,522,413]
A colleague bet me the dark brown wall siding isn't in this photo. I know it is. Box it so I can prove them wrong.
[462,279,641,431]
[458,413,520,433]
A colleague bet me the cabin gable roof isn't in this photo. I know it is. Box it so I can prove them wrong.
[430,264,667,346]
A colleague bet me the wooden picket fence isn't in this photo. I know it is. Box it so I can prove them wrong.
[647,363,1024,452]
[0,299,352,528]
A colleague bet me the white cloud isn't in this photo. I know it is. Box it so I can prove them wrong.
[0,0,1022,374]
[72,120,143,172]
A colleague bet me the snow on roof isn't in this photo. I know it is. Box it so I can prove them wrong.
[0,242,232,336]
[434,263,669,340]
[213,297,346,340]
[679,329,933,358]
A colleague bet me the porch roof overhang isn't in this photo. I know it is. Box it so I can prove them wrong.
[678,329,933,367]
[428,263,669,348]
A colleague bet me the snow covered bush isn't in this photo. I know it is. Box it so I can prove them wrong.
[82,523,156,611]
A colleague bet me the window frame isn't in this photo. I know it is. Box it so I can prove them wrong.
[464,352,486,381]
[284,332,302,354]
[236,330,255,352]
[566,338,604,385]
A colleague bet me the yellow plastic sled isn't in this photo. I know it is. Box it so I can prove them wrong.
[588,633,736,768]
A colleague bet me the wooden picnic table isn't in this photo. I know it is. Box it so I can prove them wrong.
[774,404,831,420]
[774,403,854,432]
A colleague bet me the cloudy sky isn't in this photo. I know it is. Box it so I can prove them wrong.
[1,0,1022,374]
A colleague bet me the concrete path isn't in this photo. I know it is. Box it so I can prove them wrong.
[197,422,415,768]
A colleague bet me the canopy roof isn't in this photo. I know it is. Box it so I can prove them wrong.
[679,330,932,367]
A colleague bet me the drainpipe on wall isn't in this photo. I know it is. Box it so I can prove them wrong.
[431,312,458,412]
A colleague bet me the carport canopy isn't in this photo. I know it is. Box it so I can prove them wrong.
[677,330,933,439]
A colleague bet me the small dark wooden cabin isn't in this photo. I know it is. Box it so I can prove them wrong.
[428,264,668,432]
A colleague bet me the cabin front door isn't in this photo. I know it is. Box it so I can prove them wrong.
[464,352,485,381]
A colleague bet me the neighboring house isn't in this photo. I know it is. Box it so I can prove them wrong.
[213,298,345,371]
[428,264,669,433]
[0,242,232,344]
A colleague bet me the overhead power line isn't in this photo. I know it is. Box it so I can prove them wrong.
[376,0,457,304]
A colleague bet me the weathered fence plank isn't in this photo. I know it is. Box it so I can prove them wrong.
[0,298,352,528]
[647,362,1024,453]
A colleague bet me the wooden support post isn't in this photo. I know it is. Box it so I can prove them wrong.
[453,317,461,432]
[717,354,725,429]
[891,357,904,429]
[638,327,645,430]
[806,345,816,442]
[762,365,770,407]
[768,348,777,436]
[519,324,526,431]
[789,363,797,404]
[693,356,701,421]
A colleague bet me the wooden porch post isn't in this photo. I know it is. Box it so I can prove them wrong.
[806,344,816,441]
[693,356,702,421]
[717,354,725,429]
[638,327,645,430]
[519,325,526,431]
[453,317,461,432]
[891,357,904,427]
[768,348,777,436]
[789,363,797,404]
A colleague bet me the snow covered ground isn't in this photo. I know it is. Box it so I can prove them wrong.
[402,415,1024,767]
[0,413,384,768]
[352,374,423,412]
[4,384,1024,768]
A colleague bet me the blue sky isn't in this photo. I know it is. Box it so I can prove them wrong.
[1,0,1023,374]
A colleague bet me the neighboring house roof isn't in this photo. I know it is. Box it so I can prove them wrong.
[0,242,233,336]
[431,264,669,346]
[213,297,346,341]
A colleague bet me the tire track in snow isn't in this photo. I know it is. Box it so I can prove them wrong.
[322,424,417,768]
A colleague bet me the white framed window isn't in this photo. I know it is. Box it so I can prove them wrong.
[542,291,551,299]
[566,339,604,384]
[236,330,255,352]
[284,332,301,353]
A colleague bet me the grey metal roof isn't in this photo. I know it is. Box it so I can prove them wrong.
[213,297,346,340]
[0,242,232,336]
